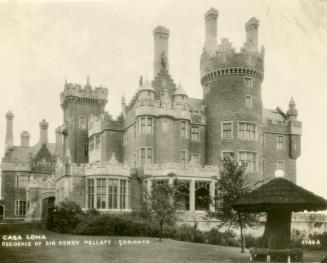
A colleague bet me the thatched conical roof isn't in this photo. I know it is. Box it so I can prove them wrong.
[232,177,327,213]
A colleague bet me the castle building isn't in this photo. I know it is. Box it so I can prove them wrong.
[0,8,302,222]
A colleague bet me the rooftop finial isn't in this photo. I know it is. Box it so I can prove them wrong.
[86,75,90,86]
[139,76,143,87]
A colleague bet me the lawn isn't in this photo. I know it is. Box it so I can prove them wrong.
[0,223,325,263]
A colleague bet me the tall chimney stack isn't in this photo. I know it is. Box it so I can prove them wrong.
[245,17,259,51]
[153,25,170,78]
[5,111,14,150]
[55,126,63,159]
[39,119,49,144]
[20,131,30,147]
[204,7,218,56]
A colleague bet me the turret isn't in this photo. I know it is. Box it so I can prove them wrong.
[39,119,49,144]
[55,126,63,159]
[137,79,155,99]
[173,83,188,108]
[20,131,30,147]
[153,26,169,78]
[60,78,108,164]
[5,111,14,150]
[245,17,259,52]
[200,8,264,182]
[287,97,298,121]
[204,7,218,56]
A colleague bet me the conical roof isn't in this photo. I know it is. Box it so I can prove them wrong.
[138,78,155,92]
[232,177,327,213]
[174,83,187,97]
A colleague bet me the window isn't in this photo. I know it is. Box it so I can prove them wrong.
[180,121,190,138]
[191,126,200,142]
[137,147,153,167]
[147,148,153,165]
[123,133,128,146]
[87,179,95,209]
[134,124,137,139]
[277,136,284,150]
[245,95,252,108]
[140,148,146,167]
[138,116,153,135]
[277,160,284,170]
[84,144,88,157]
[238,122,257,140]
[180,150,188,165]
[120,180,127,209]
[141,117,146,134]
[95,135,100,149]
[190,153,200,164]
[87,178,128,210]
[15,173,29,188]
[79,116,87,129]
[96,178,106,209]
[221,122,233,139]
[147,117,153,134]
[221,151,234,160]
[244,77,253,88]
[294,138,299,151]
[195,182,210,211]
[238,151,257,172]
[15,201,28,215]
[108,179,118,209]
[175,181,190,211]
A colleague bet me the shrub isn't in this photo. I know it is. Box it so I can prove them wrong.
[48,201,83,233]
[244,234,262,248]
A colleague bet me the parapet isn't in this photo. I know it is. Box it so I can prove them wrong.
[205,7,218,19]
[60,81,108,103]
[246,17,259,30]
[153,25,169,36]
[6,111,14,119]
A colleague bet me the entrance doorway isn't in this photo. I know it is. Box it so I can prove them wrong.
[41,197,55,220]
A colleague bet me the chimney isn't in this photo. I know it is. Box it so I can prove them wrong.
[20,131,30,147]
[5,111,14,150]
[153,25,170,78]
[204,8,218,56]
[39,119,49,144]
[55,126,63,159]
[245,17,259,51]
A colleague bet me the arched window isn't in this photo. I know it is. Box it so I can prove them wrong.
[175,181,190,211]
[195,182,210,211]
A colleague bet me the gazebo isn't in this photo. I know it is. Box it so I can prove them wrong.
[232,177,327,262]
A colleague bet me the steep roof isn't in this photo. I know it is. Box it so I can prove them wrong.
[188,98,204,112]
[263,108,286,124]
[5,142,56,162]
[232,177,327,213]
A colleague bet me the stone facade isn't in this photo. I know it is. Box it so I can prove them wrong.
[0,8,307,226]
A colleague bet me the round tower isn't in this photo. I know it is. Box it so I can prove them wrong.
[200,8,265,181]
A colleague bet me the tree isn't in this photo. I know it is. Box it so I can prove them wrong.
[143,181,180,242]
[209,156,259,253]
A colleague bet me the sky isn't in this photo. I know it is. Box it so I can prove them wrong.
[0,0,326,198]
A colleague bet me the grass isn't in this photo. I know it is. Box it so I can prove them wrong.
[0,223,326,263]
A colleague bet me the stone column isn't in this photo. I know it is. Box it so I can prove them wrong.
[146,179,152,193]
[190,180,195,211]
[209,180,215,212]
